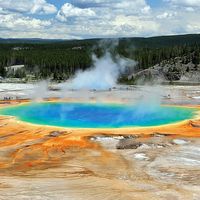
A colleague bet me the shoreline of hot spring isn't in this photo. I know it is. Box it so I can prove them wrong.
[0,98,200,138]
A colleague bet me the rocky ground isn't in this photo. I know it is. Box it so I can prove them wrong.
[0,83,200,105]
[0,133,200,200]
[91,134,200,199]
[129,56,200,84]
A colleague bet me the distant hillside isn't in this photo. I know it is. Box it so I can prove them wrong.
[0,34,200,83]
[127,52,200,84]
[123,34,200,48]
[1,34,200,47]
[0,38,65,44]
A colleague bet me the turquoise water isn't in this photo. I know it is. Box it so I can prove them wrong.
[0,102,197,128]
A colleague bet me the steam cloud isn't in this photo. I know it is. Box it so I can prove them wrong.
[29,80,49,101]
[65,45,136,90]
[134,85,163,116]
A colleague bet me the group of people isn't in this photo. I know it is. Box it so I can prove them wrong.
[3,96,13,100]
[3,96,19,100]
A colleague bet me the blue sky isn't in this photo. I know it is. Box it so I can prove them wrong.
[48,0,66,9]
[0,0,199,39]
[147,0,165,8]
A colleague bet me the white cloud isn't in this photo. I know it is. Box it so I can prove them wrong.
[165,0,200,7]
[113,15,159,35]
[141,5,151,14]
[30,0,57,14]
[72,0,151,15]
[187,23,200,32]
[55,0,154,38]
[0,0,57,14]
[56,3,95,22]
[0,0,200,39]
[157,11,177,19]
[185,7,195,12]
[0,13,51,30]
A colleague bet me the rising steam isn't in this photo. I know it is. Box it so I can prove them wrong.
[65,48,136,90]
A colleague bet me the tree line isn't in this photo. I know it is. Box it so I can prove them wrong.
[0,34,200,81]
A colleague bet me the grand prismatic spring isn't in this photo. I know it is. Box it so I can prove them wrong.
[0,102,198,128]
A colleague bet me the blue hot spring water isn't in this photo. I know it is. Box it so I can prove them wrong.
[0,102,197,128]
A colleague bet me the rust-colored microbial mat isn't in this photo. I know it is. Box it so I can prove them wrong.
[0,101,200,200]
